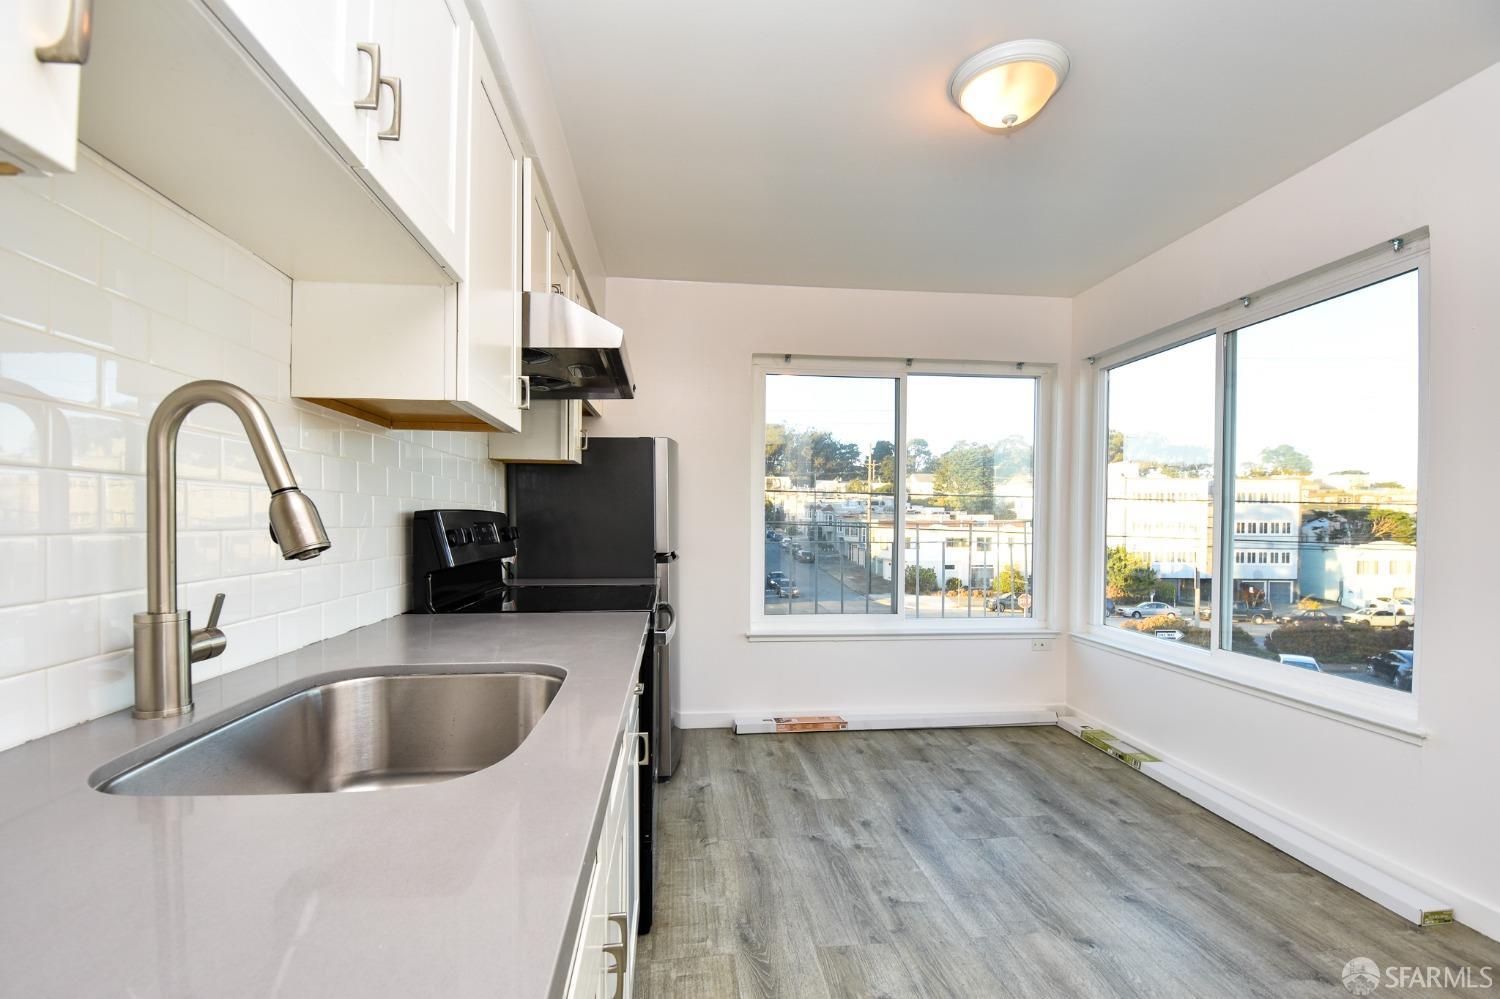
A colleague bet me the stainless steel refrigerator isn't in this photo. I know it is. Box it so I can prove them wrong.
[506,437,682,780]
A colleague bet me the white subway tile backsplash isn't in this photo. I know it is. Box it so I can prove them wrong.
[38,470,99,532]
[0,673,48,749]
[148,202,226,286]
[223,244,290,322]
[102,235,186,318]
[45,534,144,599]
[0,147,505,752]
[50,270,150,359]
[0,319,99,405]
[0,537,45,606]
[251,570,301,617]
[51,154,152,246]
[49,407,144,473]
[0,251,51,331]
[0,182,100,283]
[0,396,47,465]
[0,598,99,677]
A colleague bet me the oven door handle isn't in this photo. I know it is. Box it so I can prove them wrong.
[654,602,676,645]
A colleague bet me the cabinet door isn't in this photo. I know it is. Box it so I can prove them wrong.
[204,0,374,165]
[361,0,468,275]
[523,160,552,294]
[1,0,84,173]
[488,400,583,463]
[455,41,522,432]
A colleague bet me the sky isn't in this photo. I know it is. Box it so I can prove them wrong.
[1108,269,1419,486]
[764,372,1037,454]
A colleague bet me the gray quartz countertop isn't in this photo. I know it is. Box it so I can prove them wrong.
[0,612,651,999]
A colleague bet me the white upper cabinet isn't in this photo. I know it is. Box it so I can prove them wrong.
[202,0,376,166]
[357,0,470,276]
[1,0,88,174]
[457,43,524,432]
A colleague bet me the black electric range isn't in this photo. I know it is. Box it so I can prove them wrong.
[407,508,664,934]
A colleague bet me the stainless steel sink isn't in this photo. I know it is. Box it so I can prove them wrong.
[92,670,562,796]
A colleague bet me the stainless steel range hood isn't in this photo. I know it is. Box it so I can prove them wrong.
[522,292,636,400]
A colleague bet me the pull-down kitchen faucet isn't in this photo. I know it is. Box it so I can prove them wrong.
[133,380,330,719]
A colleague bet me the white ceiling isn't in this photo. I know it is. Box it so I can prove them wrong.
[523,1,1500,297]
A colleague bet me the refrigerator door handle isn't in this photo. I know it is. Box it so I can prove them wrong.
[654,602,677,645]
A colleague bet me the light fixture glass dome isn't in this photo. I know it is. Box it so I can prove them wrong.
[950,39,1070,130]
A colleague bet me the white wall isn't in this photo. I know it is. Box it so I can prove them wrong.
[0,148,504,752]
[594,277,1073,725]
[1069,64,1500,937]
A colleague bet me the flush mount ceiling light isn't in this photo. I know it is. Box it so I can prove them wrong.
[949,39,1070,130]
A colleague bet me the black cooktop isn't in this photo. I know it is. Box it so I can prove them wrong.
[438,583,658,615]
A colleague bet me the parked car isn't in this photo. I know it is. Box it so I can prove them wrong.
[793,548,815,563]
[1120,601,1179,619]
[1345,608,1412,629]
[1365,649,1414,690]
[1363,597,1413,616]
[780,537,793,549]
[986,592,1021,612]
[1275,608,1342,627]
[1223,601,1271,624]
[1278,654,1324,672]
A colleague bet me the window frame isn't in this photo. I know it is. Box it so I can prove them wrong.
[1081,234,1429,737]
[749,355,1056,640]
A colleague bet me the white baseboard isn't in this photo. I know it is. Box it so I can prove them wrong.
[730,708,1058,735]
[1058,710,1479,934]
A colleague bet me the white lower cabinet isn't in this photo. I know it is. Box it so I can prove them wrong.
[489,400,586,464]
[564,698,642,999]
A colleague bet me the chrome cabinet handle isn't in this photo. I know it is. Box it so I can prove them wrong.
[354,43,381,109]
[377,76,402,140]
[634,731,650,766]
[580,427,589,451]
[518,375,531,410]
[550,283,563,294]
[35,0,93,64]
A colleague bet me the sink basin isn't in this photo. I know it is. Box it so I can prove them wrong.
[92,670,562,796]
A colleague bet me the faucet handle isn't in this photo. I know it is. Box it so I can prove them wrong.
[190,593,229,664]
[205,592,225,631]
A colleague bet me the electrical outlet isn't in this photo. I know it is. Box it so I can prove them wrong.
[1031,638,1054,652]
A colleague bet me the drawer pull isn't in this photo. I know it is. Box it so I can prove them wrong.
[377,76,402,140]
[35,0,93,64]
[354,43,381,109]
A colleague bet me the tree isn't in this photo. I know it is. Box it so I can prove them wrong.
[1368,508,1417,545]
[945,577,963,592]
[1106,429,1125,464]
[907,438,936,474]
[1105,545,1158,601]
[765,427,862,485]
[933,441,995,514]
[1246,444,1313,477]
[993,564,1028,595]
[904,565,939,594]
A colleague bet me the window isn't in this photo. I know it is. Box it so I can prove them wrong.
[1093,238,1423,701]
[1103,336,1216,642]
[755,359,1045,630]
[1225,269,1419,682]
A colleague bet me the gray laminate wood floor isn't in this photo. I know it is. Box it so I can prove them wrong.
[635,726,1499,999]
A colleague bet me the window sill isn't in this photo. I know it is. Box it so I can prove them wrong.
[1071,628,1425,744]
[748,621,1059,642]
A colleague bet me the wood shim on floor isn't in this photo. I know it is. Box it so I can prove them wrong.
[1056,714,1455,928]
[731,708,1058,735]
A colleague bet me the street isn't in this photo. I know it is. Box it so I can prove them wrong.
[763,541,1026,619]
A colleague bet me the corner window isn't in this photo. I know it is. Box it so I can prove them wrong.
[756,359,1047,632]
[1093,239,1423,699]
